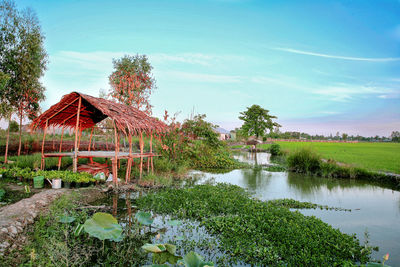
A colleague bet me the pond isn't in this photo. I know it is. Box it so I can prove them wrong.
[192,152,400,266]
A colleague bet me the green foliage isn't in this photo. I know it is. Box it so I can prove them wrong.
[8,120,18,132]
[0,188,5,201]
[264,165,286,172]
[269,143,281,156]
[238,104,281,139]
[178,251,215,267]
[136,183,370,266]
[83,212,123,242]
[182,114,220,148]
[135,211,154,225]
[287,147,321,174]
[0,166,97,184]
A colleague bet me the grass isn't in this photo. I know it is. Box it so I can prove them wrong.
[257,142,400,174]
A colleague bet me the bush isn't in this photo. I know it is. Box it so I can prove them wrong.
[269,143,281,156]
[9,120,19,132]
[287,148,321,174]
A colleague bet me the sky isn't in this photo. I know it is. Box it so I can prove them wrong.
[12,0,400,136]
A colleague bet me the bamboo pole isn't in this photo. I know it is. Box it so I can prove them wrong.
[57,124,65,170]
[41,120,48,170]
[139,131,144,181]
[73,97,82,172]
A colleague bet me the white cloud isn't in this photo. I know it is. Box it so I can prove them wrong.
[273,47,400,62]
[313,84,391,102]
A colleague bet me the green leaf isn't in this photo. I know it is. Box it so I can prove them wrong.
[74,223,84,236]
[0,189,5,201]
[83,212,123,242]
[366,263,391,267]
[58,215,75,223]
[167,219,182,226]
[135,211,154,225]
[180,251,214,267]
[141,243,166,253]
[142,264,169,267]
[165,243,176,255]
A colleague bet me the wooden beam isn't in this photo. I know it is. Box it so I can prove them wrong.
[45,97,79,124]
[41,120,48,170]
[60,106,88,126]
[73,97,82,172]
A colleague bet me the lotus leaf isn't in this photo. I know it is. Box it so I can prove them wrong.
[83,212,123,242]
[135,211,153,225]
[58,215,75,223]
[178,251,214,267]
[153,251,181,265]
[141,243,166,253]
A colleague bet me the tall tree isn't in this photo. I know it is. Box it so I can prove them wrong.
[109,54,156,114]
[239,104,281,141]
[0,0,47,156]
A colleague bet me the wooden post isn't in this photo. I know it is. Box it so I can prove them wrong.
[57,124,65,170]
[73,97,82,172]
[4,112,11,164]
[112,120,118,185]
[52,126,56,150]
[150,134,154,173]
[41,120,49,170]
[88,127,94,164]
[77,125,82,150]
[125,134,133,183]
[139,131,144,181]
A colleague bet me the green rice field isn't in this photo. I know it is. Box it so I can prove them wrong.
[261,142,400,174]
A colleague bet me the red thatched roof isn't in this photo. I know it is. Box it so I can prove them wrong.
[30,92,166,135]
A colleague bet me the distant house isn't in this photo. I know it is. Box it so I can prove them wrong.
[214,127,230,140]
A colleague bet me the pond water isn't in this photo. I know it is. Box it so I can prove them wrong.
[192,152,400,266]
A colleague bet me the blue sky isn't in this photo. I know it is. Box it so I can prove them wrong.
[14,0,400,136]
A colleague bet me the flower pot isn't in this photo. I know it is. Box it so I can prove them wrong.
[33,176,44,189]
[64,181,71,189]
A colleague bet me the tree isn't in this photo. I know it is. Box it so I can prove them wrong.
[108,54,156,114]
[239,105,281,141]
[0,0,47,156]
[342,133,348,141]
[181,114,220,147]
[391,131,400,142]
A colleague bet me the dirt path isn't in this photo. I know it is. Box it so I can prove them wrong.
[0,189,67,253]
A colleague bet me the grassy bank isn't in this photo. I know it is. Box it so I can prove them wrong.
[137,183,373,266]
[286,147,400,189]
[252,142,400,174]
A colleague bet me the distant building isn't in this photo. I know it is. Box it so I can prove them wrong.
[214,127,230,140]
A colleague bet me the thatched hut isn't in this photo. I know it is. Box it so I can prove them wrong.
[30,92,167,184]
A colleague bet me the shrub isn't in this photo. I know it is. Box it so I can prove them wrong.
[9,120,19,132]
[269,143,281,156]
[287,148,321,174]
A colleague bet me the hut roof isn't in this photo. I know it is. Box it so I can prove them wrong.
[30,92,166,135]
